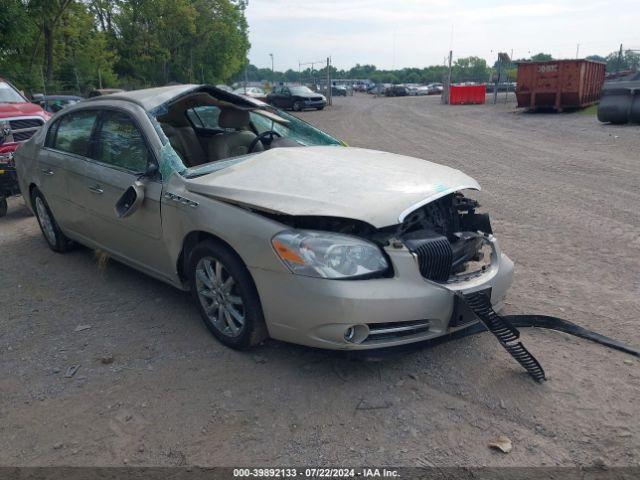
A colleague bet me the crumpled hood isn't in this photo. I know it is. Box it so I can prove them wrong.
[185,146,480,228]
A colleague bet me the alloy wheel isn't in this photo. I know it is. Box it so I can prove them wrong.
[35,196,57,246]
[195,256,246,338]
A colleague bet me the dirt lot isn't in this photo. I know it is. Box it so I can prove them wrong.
[1,94,639,467]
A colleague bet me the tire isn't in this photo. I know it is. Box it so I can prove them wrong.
[293,100,302,112]
[317,106,324,110]
[0,196,7,217]
[31,188,74,252]
[188,239,268,349]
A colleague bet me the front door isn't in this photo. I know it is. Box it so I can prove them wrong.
[82,109,171,278]
[280,87,292,109]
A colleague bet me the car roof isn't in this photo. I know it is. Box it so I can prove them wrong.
[85,84,260,112]
[86,84,200,111]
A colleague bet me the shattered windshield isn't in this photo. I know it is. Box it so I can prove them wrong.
[250,108,341,146]
[150,90,342,180]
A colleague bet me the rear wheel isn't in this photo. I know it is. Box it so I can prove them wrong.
[0,196,7,217]
[188,240,267,349]
[31,188,74,252]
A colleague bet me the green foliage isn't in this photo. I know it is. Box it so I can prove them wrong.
[605,49,640,72]
[235,58,485,86]
[530,52,553,61]
[586,55,606,63]
[0,0,250,95]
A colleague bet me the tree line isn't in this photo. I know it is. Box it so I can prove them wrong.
[238,50,640,87]
[2,3,638,95]
[0,0,250,95]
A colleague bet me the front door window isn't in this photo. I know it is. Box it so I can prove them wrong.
[94,111,150,173]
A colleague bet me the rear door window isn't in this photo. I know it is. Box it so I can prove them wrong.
[51,110,99,157]
[186,106,234,133]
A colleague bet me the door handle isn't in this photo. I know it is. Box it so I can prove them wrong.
[88,184,104,194]
[41,168,54,176]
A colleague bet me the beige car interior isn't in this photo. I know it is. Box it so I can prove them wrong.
[157,92,264,168]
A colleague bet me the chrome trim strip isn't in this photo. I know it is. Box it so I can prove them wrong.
[164,192,199,208]
[4,116,45,124]
[11,127,41,134]
[368,322,431,336]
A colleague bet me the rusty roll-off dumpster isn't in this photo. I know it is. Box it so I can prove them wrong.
[516,59,605,111]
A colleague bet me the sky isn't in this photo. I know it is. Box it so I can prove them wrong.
[245,0,639,71]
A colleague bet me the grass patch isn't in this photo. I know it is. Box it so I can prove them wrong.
[579,104,598,115]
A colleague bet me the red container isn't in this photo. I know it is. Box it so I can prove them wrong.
[449,84,486,105]
[516,59,605,111]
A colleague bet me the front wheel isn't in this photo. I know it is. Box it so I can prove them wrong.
[317,106,324,110]
[189,240,268,349]
[293,101,302,112]
[31,188,74,252]
[0,196,7,217]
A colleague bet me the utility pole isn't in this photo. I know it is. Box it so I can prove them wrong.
[244,62,248,93]
[269,53,274,87]
[326,57,332,106]
[617,44,623,72]
[493,53,500,105]
[442,50,453,104]
[575,43,580,59]
[299,60,325,87]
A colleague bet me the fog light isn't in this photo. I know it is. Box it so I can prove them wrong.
[343,324,369,344]
[344,327,356,342]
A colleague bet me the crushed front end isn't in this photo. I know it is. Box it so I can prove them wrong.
[252,190,514,350]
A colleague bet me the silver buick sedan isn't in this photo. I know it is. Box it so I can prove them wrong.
[15,84,513,350]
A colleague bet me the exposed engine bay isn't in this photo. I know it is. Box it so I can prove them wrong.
[397,192,495,283]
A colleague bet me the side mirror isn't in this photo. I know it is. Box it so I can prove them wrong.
[115,180,146,219]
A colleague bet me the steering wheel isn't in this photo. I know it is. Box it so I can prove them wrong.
[249,130,282,153]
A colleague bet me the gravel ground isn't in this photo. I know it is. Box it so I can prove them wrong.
[1,94,639,467]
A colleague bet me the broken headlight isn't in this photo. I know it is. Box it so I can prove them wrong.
[272,230,389,279]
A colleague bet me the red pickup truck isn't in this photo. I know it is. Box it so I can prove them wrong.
[0,78,50,216]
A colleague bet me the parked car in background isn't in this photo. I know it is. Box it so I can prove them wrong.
[415,85,430,96]
[318,84,348,97]
[32,94,83,113]
[353,82,372,92]
[385,85,409,97]
[0,77,50,216]
[233,87,266,101]
[15,83,512,351]
[266,86,326,111]
[216,85,234,93]
[485,82,516,93]
[427,83,444,95]
[368,83,390,95]
[405,85,419,96]
[88,88,125,98]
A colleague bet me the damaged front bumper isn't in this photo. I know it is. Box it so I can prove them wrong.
[251,235,513,350]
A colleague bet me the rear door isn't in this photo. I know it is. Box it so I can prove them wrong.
[40,109,99,231]
[82,109,171,277]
